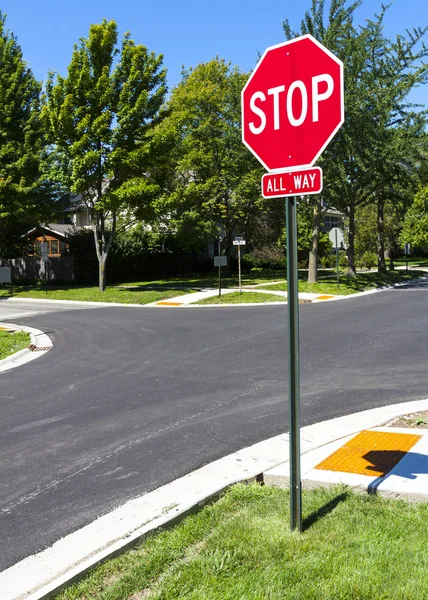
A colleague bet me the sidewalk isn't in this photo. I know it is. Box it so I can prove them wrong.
[150,286,340,306]
[3,398,428,600]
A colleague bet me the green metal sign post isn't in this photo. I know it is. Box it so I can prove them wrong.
[286,197,302,532]
[241,34,344,535]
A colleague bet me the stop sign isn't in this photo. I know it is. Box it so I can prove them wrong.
[242,34,344,172]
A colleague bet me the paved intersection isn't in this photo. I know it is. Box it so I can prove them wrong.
[1,281,428,573]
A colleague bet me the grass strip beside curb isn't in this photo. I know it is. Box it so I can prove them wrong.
[260,269,426,296]
[55,484,428,600]
[0,286,196,305]
[195,291,287,304]
[0,330,31,360]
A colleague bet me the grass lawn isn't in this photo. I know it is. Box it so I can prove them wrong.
[0,285,196,305]
[0,329,30,360]
[260,269,426,296]
[394,259,428,267]
[115,269,287,289]
[195,291,287,304]
[55,484,428,600]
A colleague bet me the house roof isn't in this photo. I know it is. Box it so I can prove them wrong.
[27,223,82,239]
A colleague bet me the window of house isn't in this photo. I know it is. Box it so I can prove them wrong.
[50,240,59,255]
[34,241,41,256]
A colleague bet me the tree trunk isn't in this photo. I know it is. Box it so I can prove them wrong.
[307,198,321,283]
[377,198,386,274]
[347,203,357,278]
[99,256,107,292]
[93,209,116,293]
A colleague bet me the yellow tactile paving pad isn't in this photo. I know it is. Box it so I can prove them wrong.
[315,430,422,477]
[156,301,183,306]
[315,295,336,300]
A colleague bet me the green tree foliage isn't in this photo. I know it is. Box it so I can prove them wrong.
[283,0,428,278]
[43,19,167,290]
[0,12,53,258]
[400,187,428,250]
[154,58,264,266]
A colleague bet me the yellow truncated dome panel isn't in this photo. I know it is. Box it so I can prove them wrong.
[315,430,422,477]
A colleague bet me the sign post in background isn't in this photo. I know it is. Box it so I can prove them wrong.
[242,34,344,532]
[404,243,411,271]
[329,227,344,289]
[40,242,49,294]
[233,237,246,292]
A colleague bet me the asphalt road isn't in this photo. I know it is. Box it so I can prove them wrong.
[1,282,428,571]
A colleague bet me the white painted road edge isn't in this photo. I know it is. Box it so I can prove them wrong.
[3,397,428,600]
[0,323,52,373]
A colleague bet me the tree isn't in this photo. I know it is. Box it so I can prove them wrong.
[283,0,428,279]
[154,58,263,267]
[400,187,428,250]
[43,20,167,290]
[358,9,428,273]
[0,12,53,258]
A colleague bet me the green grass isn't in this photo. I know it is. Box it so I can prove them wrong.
[260,269,426,296]
[115,269,287,289]
[55,484,428,600]
[0,268,425,304]
[0,285,196,304]
[195,291,287,304]
[393,259,428,267]
[0,329,30,360]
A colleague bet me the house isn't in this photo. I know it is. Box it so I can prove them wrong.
[26,195,92,258]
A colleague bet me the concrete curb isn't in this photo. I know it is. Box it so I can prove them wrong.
[179,273,428,308]
[0,323,52,373]
[0,297,152,308]
[3,397,428,600]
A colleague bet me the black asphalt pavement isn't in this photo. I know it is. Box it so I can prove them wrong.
[1,282,428,571]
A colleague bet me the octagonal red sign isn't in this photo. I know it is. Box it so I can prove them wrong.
[242,34,344,172]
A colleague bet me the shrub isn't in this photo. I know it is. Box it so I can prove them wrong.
[243,247,286,270]
[320,254,335,268]
[360,251,377,270]
[338,251,348,267]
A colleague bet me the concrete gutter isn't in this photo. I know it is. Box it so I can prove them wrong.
[0,323,52,373]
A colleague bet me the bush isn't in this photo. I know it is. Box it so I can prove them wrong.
[360,251,377,270]
[338,251,348,268]
[243,247,286,270]
[320,254,335,268]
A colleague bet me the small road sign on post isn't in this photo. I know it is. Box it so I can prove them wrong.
[40,242,49,262]
[233,237,246,292]
[404,243,411,271]
[214,256,227,267]
[40,242,49,294]
[214,254,227,297]
[242,34,344,533]
[329,228,344,289]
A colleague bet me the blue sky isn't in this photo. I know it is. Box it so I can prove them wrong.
[2,0,427,106]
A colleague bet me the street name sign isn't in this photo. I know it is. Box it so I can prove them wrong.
[242,34,344,173]
[233,239,246,245]
[262,167,323,198]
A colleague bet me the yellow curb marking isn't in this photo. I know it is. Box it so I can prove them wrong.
[156,301,183,306]
[315,430,422,477]
[315,295,336,300]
